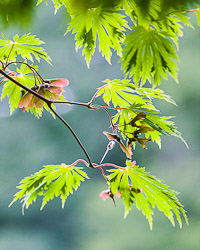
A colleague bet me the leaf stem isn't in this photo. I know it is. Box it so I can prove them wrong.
[91,104,115,131]
[93,163,124,169]
[87,83,109,105]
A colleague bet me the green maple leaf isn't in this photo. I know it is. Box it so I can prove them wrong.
[66,6,129,67]
[121,26,179,87]
[96,79,185,150]
[107,161,188,229]
[0,33,51,64]
[9,163,89,214]
[96,79,176,108]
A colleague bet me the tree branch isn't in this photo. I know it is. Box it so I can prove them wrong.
[0,68,52,104]
[48,104,94,169]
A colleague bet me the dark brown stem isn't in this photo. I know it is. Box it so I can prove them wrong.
[0,68,52,104]
[48,104,94,169]
[52,99,91,108]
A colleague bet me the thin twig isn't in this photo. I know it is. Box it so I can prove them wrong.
[48,104,94,169]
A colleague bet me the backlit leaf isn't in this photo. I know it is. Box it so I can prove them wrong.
[106,161,188,229]
[66,6,129,67]
[9,163,89,213]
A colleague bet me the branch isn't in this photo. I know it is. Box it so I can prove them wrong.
[48,105,94,169]
[0,68,94,168]
[0,68,52,105]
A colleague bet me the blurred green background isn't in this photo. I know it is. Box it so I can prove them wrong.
[0,2,200,250]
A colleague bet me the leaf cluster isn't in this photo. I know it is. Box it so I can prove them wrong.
[97,79,187,152]
[66,6,129,67]
[1,0,196,229]
[0,34,68,118]
[37,0,200,86]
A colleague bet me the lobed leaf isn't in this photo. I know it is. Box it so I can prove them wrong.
[106,161,188,229]
[66,6,129,67]
[121,26,179,87]
[0,33,51,64]
[96,79,186,150]
[9,163,89,213]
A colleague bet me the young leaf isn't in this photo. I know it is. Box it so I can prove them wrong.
[9,163,89,213]
[113,108,188,150]
[96,79,176,109]
[107,161,188,229]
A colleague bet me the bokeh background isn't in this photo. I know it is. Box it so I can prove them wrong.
[0,1,199,250]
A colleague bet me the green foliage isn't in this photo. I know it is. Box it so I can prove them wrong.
[96,79,187,150]
[37,0,198,85]
[107,160,188,229]
[0,33,51,64]
[66,6,129,67]
[0,0,35,26]
[37,0,63,14]
[1,0,199,229]
[121,26,179,87]
[9,164,89,214]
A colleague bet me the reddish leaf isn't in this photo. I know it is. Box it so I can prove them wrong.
[137,138,151,149]
[134,126,154,136]
[27,97,36,108]
[35,99,44,108]
[130,161,136,166]
[45,89,60,100]
[119,141,132,159]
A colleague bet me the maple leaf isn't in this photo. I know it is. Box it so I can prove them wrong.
[0,33,51,64]
[106,160,188,229]
[66,6,129,67]
[9,163,89,213]
[121,26,179,86]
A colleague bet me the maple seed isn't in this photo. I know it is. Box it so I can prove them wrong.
[18,78,69,111]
